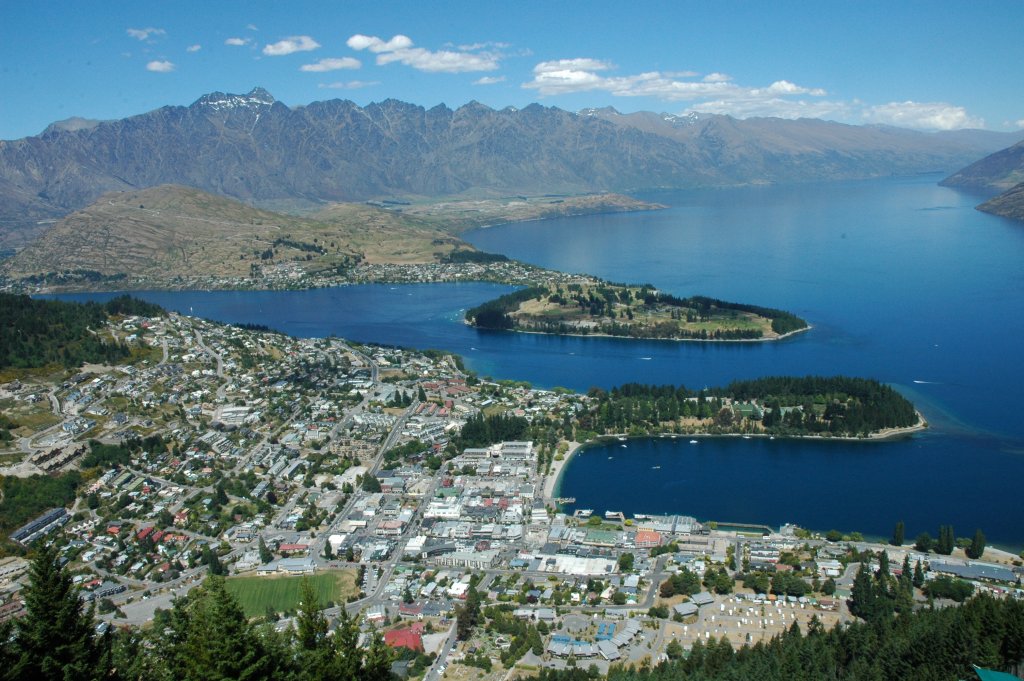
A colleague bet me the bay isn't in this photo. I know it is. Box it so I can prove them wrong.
[48,175,1024,547]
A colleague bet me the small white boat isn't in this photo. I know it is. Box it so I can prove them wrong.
[620,444,627,448]
[743,435,751,439]
[689,439,698,444]
[651,465,661,470]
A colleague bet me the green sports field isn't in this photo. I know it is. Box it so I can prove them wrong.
[225,569,358,618]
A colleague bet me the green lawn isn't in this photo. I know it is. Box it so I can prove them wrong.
[225,569,357,618]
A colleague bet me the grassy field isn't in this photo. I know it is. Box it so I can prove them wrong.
[226,569,358,618]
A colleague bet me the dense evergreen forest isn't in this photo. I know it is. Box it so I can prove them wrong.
[578,377,919,437]
[0,472,81,538]
[442,249,510,264]
[453,412,531,449]
[0,293,162,369]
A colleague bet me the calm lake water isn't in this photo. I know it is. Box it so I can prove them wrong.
[51,175,1024,547]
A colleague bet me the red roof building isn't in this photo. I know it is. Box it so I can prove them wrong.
[383,627,424,652]
[635,529,662,548]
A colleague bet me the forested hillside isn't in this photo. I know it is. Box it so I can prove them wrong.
[0,294,160,369]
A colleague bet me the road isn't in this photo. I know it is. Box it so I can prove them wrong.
[424,623,458,681]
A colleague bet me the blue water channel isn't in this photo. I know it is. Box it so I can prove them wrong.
[50,175,1024,547]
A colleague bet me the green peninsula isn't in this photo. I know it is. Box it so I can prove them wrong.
[577,377,925,439]
[465,282,808,340]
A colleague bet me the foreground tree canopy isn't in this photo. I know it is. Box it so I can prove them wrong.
[0,545,394,681]
[7,543,1023,681]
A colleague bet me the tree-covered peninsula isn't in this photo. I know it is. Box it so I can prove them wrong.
[465,282,808,341]
[577,376,922,438]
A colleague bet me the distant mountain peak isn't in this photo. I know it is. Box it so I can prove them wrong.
[41,116,104,136]
[191,87,275,111]
[579,106,621,117]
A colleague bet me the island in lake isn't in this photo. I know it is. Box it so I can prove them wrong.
[465,281,809,341]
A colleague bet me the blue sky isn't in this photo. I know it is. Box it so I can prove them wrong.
[2,1,1023,140]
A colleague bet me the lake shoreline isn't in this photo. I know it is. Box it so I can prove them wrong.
[470,322,812,343]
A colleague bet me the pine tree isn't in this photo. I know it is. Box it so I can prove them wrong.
[966,528,986,559]
[334,608,363,681]
[362,632,393,681]
[936,525,955,555]
[877,550,890,580]
[849,563,877,622]
[913,559,926,588]
[295,578,336,681]
[9,544,111,681]
[890,520,905,546]
[165,575,280,680]
[258,536,274,564]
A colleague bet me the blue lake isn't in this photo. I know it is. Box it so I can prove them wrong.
[50,175,1024,547]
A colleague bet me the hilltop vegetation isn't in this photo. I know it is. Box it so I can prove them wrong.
[0,293,158,369]
[466,283,808,340]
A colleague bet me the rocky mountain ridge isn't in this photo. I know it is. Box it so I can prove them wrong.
[2,87,1022,245]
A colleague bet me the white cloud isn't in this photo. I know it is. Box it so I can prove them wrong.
[225,37,250,46]
[262,35,320,56]
[347,34,413,53]
[864,101,984,130]
[757,80,827,96]
[246,24,259,31]
[686,97,852,121]
[186,44,202,53]
[702,72,731,83]
[474,75,506,85]
[522,58,850,121]
[534,58,613,74]
[1016,119,1024,130]
[145,60,175,73]
[318,80,378,90]
[301,57,361,72]
[127,27,165,41]
[456,41,510,51]
[346,33,500,73]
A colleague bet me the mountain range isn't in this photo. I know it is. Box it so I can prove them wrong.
[2,87,1023,246]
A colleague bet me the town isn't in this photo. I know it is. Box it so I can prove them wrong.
[0,308,1021,681]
